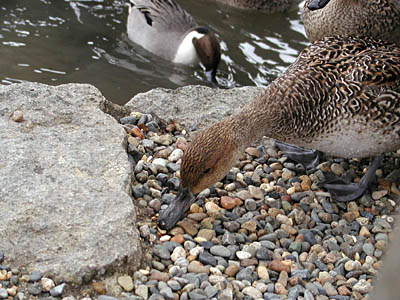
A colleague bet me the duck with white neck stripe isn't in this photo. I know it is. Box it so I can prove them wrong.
[127,0,221,84]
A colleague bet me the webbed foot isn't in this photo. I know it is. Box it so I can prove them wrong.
[322,156,383,202]
[275,141,323,170]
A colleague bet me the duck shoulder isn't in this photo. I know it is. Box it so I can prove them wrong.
[130,0,197,33]
[302,0,400,46]
[242,36,400,157]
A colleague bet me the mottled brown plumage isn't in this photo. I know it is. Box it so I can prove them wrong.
[215,0,302,12]
[179,35,400,191]
[157,35,400,230]
[302,0,400,46]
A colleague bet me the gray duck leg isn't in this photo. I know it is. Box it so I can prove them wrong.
[322,155,383,202]
[275,141,322,170]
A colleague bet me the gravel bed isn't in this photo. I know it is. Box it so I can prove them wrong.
[1,112,398,300]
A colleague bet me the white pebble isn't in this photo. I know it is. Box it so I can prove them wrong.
[41,277,55,292]
[189,246,204,258]
[171,247,186,262]
[168,149,183,162]
[236,251,252,260]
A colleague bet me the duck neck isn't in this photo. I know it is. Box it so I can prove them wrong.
[228,83,284,149]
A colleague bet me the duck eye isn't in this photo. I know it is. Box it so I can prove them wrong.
[203,168,211,174]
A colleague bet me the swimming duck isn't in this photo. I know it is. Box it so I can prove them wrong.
[214,0,302,13]
[127,0,221,83]
[158,35,400,230]
[302,0,400,46]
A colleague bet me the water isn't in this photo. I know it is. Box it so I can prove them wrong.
[0,0,308,105]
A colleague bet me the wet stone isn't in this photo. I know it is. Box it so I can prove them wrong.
[29,270,42,282]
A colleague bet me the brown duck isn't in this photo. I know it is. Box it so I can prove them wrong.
[158,35,400,230]
[302,0,400,46]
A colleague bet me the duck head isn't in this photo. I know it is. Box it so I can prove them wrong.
[157,121,241,230]
[192,27,221,84]
[307,0,331,10]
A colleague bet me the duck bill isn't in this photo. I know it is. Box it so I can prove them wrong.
[157,186,195,230]
[307,0,330,10]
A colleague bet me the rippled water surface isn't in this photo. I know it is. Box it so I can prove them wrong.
[0,0,308,105]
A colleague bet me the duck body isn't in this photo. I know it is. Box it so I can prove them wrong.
[302,0,400,46]
[215,0,302,12]
[127,0,221,81]
[158,35,400,230]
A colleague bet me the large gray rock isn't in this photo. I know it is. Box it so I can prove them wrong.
[0,83,141,284]
[125,85,263,131]
[372,220,400,300]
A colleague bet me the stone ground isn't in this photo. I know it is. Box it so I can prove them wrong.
[0,84,399,300]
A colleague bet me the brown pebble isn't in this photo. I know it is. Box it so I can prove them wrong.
[12,110,24,122]
[343,212,357,223]
[177,220,198,236]
[359,226,371,237]
[187,213,208,222]
[288,276,299,286]
[299,175,312,191]
[275,282,288,295]
[295,233,304,243]
[171,234,185,244]
[338,285,351,296]
[189,203,203,214]
[131,127,144,139]
[245,147,260,157]
[176,137,188,151]
[165,122,176,132]
[92,282,106,294]
[269,260,291,273]
[241,220,257,232]
[225,264,240,277]
[187,261,210,274]
[170,227,185,235]
[240,258,258,267]
[149,270,169,282]
[220,196,242,210]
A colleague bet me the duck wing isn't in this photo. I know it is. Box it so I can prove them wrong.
[129,0,197,33]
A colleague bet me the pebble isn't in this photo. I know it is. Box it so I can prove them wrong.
[118,275,134,292]
[50,283,66,297]
[41,277,55,292]
[243,286,262,299]
[236,251,252,260]
[29,270,42,282]
[10,116,395,300]
[135,285,149,300]
[171,247,186,262]
[372,189,388,200]
[210,245,231,258]
[352,279,371,294]
[220,196,242,210]
[0,289,8,299]
[12,110,24,122]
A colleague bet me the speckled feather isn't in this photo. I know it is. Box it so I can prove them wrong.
[239,36,400,157]
[178,35,400,200]
[215,0,302,12]
[302,0,400,46]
